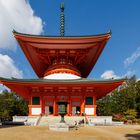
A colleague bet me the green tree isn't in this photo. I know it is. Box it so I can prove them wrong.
[135,80,140,117]
[97,75,140,120]
[0,90,28,121]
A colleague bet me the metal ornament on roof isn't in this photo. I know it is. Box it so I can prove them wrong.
[60,3,65,36]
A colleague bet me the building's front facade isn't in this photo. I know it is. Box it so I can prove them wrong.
[0,4,125,116]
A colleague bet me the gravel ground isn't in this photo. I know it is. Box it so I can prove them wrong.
[0,125,140,140]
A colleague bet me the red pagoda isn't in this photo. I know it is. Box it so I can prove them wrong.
[0,4,125,116]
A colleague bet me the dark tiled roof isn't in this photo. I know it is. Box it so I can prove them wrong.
[0,77,126,84]
[13,30,112,38]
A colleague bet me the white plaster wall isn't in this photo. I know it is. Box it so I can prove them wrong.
[44,73,81,80]
[13,116,28,122]
[31,108,41,115]
[87,116,113,124]
[85,108,94,115]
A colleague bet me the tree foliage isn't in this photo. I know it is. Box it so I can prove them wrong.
[0,90,28,121]
[97,75,140,120]
[124,109,137,120]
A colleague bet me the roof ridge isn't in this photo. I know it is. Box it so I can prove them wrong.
[13,30,112,38]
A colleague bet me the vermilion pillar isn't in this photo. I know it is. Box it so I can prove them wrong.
[93,96,97,116]
[53,99,56,115]
[41,95,43,115]
[69,97,72,116]
[28,97,32,116]
[81,96,85,115]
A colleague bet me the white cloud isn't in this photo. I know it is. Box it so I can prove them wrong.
[0,53,23,92]
[124,70,135,78]
[101,70,120,79]
[0,54,23,78]
[0,85,10,93]
[0,0,43,50]
[101,69,136,80]
[124,47,140,67]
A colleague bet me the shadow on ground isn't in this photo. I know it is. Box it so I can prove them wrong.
[0,122,24,129]
[125,130,140,140]
[0,125,20,129]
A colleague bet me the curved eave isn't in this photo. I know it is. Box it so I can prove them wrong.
[0,77,126,84]
[13,30,111,42]
[0,77,126,89]
[0,77,125,100]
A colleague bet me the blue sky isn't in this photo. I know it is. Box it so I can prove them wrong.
[0,0,140,80]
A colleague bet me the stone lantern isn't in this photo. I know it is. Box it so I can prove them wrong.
[57,97,68,123]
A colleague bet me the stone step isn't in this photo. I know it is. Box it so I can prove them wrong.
[38,116,85,126]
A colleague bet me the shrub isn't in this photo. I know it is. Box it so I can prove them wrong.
[124,109,137,121]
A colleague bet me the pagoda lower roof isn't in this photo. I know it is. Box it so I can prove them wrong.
[0,77,125,100]
[13,31,111,78]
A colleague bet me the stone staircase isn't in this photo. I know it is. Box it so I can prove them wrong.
[26,116,40,126]
[13,116,123,126]
[38,116,85,126]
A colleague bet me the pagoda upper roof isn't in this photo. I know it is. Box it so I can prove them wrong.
[13,31,111,78]
[0,77,125,100]
[13,30,111,39]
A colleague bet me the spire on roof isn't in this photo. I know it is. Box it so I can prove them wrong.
[60,2,65,36]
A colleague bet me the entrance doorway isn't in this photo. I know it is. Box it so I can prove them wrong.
[72,106,80,116]
[76,106,80,112]
[49,106,53,114]
[45,106,53,115]
[76,106,80,115]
